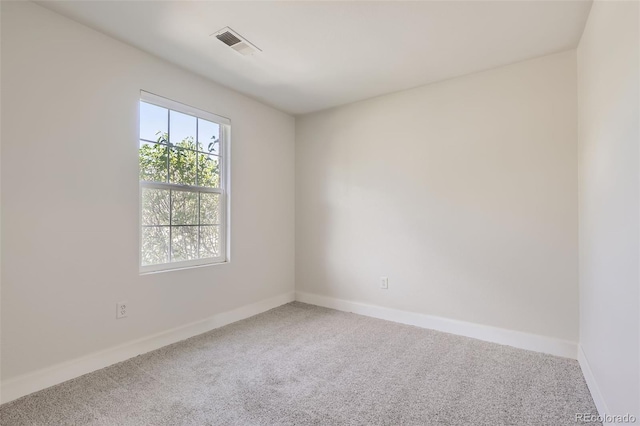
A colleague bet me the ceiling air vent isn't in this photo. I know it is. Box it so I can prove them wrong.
[212,27,261,56]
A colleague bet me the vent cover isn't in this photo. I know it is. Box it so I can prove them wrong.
[216,31,242,47]
[212,27,261,56]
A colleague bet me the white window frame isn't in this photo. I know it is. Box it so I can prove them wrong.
[139,91,231,274]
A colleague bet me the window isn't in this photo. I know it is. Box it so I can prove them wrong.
[139,91,229,272]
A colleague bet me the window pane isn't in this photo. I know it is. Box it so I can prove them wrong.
[141,226,170,265]
[139,141,168,182]
[198,153,220,187]
[200,193,220,225]
[170,110,196,146]
[171,190,198,225]
[171,226,198,262]
[142,188,170,225]
[140,102,168,142]
[169,147,197,186]
[198,119,220,154]
[200,225,220,258]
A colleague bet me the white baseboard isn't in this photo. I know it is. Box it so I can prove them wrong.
[295,291,577,359]
[577,344,609,418]
[1,291,295,404]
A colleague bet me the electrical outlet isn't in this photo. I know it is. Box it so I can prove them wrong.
[380,277,389,290]
[116,301,128,319]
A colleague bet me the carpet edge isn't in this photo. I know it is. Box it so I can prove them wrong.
[0,291,296,404]
[295,291,578,359]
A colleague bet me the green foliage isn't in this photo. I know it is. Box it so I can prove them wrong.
[139,132,219,187]
[140,132,221,266]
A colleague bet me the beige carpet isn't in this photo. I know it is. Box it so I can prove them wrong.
[0,302,599,425]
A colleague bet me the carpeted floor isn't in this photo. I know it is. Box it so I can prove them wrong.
[0,302,599,425]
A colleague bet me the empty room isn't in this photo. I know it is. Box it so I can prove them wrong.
[1,0,638,424]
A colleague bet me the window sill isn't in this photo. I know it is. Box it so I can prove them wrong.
[139,259,229,275]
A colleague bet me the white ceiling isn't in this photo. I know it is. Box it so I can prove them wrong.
[39,1,592,115]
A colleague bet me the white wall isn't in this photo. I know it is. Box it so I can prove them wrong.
[1,1,295,382]
[296,51,579,342]
[577,0,639,418]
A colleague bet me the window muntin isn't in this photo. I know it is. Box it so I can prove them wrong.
[139,92,229,272]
